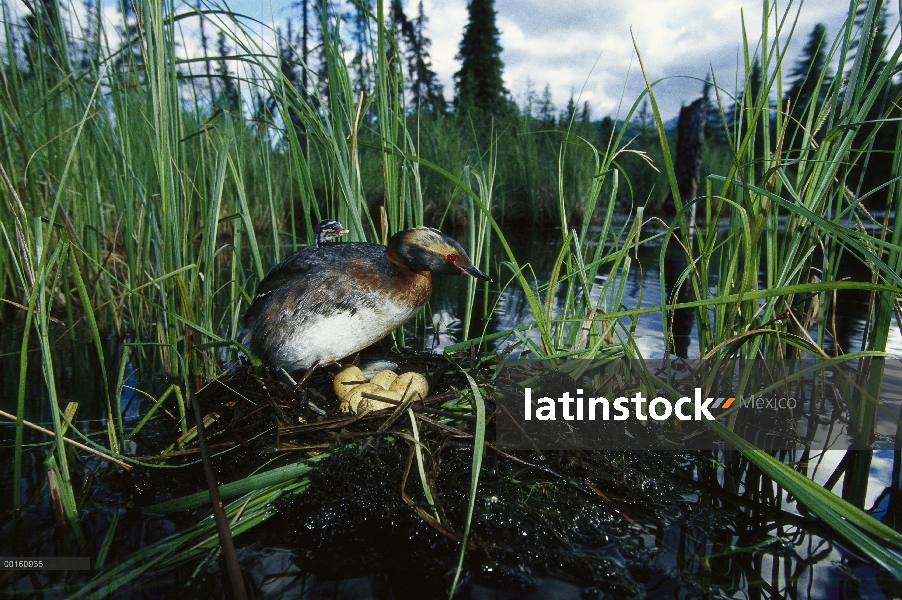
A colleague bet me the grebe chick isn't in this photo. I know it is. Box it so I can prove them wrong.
[314,219,349,247]
[239,227,491,371]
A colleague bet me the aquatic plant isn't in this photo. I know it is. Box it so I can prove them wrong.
[1,0,902,594]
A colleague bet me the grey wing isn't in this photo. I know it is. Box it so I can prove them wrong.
[251,243,382,300]
[240,272,379,367]
[251,247,320,300]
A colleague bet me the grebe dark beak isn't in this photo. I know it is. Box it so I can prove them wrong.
[462,264,492,282]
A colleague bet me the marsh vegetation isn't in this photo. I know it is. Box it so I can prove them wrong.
[1,0,902,596]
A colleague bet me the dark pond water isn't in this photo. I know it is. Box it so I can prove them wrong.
[429,215,902,357]
[1,216,901,598]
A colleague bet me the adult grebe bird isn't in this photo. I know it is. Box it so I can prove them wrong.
[239,227,491,371]
[314,219,349,246]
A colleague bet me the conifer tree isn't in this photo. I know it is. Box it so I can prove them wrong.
[598,116,615,141]
[729,59,762,135]
[786,23,831,122]
[297,0,310,93]
[3,2,19,66]
[636,100,654,144]
[701,74,727,144]
[747,59,763,108]
[347,0,374,96]
[848,0,890,80]
[215,31,239,112]
[846,0,897,207]
[389,0,413,66]
[454,0,507,117]
[115,0,145,80]
[314,0,339,99]
[273,20,307,135]
[408,1,445,112]
[80,0,103,74]
[389,0,443,112]
[537,84,554,126]
[732,59,765,180]
[22,0,70,75]
[521,78,537,120]
[579,101,591,127]
[197,0,213,98]
[562,93,576,125]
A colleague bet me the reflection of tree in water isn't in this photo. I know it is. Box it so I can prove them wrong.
[664,239,695,358]
[816,247,886,356]
[426,221,714,358]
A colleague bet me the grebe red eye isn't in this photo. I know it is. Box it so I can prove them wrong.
[446,253,457,262]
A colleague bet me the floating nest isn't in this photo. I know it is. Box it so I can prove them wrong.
[115,348,736,598]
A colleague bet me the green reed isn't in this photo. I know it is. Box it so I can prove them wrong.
[2,0,902,588]
[441,0,902,577]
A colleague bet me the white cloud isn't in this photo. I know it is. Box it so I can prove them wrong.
[408,0,881,119]
[4,0,892,119]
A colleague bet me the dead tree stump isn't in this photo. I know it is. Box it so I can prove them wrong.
[662,97,706,226]
[662,97,706,357]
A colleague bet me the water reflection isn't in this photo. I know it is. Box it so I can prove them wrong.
[2,217,902,597]
[430,221,902,358]
[428,221,705,358]
[663,236,696,358]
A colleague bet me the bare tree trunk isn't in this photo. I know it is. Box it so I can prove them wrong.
[663,97,706,357]
[662,97,706,227]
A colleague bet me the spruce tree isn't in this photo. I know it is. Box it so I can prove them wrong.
[197,0,213,98]
[562,93,576,125]
[347,0,374,96]
[701,74,727,145]
[848,0,889,80]
[747,59,763,107]
[273,20,306,134]
[3,2,19,70]
[285,1,312,94]
[521,78,537,120]
[729,59,762,135]
[847,0,897,207]
[409,1,445,112]
[215,31,239,113]
[314,0,339,99]
[23,0,70,75]
[782,24,832,151]
[598,116,615,141]
[80,0,102,74]
[117,0,143,75]
[389,1,444,113]
[786,24,831,121]
[389,0,413,66]
[453,0,507,117]
[635,100,657,150]
[537,84,554,126]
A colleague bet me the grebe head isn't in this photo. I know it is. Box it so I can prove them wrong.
[388,227,491,281]
[314,219,349,247]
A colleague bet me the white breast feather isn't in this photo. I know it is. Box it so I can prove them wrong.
[275,298,420,370]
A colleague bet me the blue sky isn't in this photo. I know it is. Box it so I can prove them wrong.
[221,0,877,119]
[5,0,894,119]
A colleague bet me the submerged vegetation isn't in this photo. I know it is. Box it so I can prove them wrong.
[2,0,902,595]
